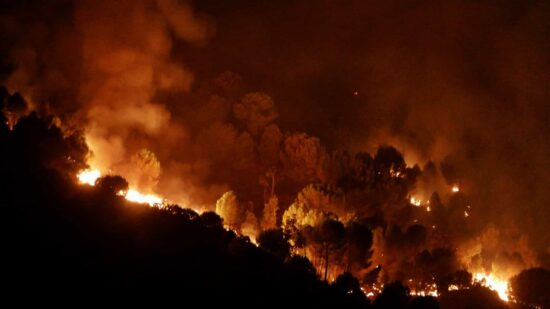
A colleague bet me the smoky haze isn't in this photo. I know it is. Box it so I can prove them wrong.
[1,0,549,271]
[187,0,550,258]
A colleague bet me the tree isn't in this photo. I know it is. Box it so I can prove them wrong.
[446,270,472,290]
[286,255,317,277]
[332,272,368,308]
[164,205,199,221]
[295,184,347,219]
[414,248,460,292]
[282,200,333,235]
[345,220,374,272]
[341,151,375,190]
[438,285,507,309]
[258,125,282,168]
[215,191,246,231]
[233,92,278,136]
[12,112,89,175]
[318,219,345,281]
[374,146,406,179]
[373,281,410,309]
[198,211,223,229]
[96,175,129,195]
[404,224,427,248]
[4,92,28,129]
[280,132,326,186]
[241,209,259,240]
[261,195,278,230]
[510,267,550,308]
[258,228,290,261]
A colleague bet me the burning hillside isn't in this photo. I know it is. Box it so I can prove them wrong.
[1,0,549,307]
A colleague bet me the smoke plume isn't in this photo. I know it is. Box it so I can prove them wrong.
[1,0,549,287]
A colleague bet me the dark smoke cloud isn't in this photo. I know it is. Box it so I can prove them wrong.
[0,0,219,206]
[182,0,550,257]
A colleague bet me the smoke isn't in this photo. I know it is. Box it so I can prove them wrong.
[1,0,548,287]
[186,0,550,259]
[0,0,217,205]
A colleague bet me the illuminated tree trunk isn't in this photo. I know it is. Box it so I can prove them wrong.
[324,243,329,282]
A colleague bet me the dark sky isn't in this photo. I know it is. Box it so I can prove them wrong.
[181,0,549,149]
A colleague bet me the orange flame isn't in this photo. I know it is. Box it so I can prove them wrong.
[77,168,164,207]
[77,169,101,186]
[123,189,163,206]
[473,272,510,302]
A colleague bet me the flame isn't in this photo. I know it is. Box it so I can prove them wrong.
[408,280,439,298]
[77,169,101,186]
[77,168,164,207]
[410,196,422,206]
[473,272,510,302]
[448,284,459,291]
[123,189,164,206]
[77,166,511,302]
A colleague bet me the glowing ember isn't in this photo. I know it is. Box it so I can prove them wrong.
[77,169,101,186]
[410,289,438,297]
[452,185,460,193]
[410,197,422,206]
[409,281,439,297]
[464,211,469,217]
[474,273,510,302]
[124,189,164,206]
[448,284,459,291]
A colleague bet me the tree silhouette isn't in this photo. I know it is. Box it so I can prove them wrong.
[96,175,129,195]
[510,267,550,308]
[198,211,224,229]
[318,219,345,281]
[332,272,369,308]
[373,281,410,309]
[258,228,290,261]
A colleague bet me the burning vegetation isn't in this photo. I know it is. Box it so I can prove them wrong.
[1,0,549,307]
[2,87,547,307]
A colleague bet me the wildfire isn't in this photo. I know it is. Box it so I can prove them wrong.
[123,189,164,206]
[77,169,101,186]
[448,284,459,291]
[410,285,439,297]
[77,168,165,207]
[410,196,422,206]
[77,168,511,303]
[473,272,510,302]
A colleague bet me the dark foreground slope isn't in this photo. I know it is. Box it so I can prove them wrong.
[0,114,355,306]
